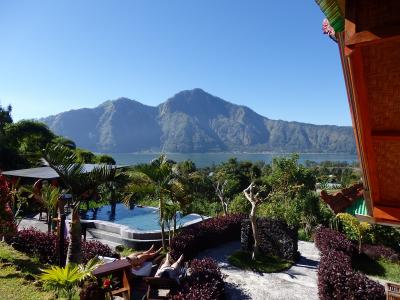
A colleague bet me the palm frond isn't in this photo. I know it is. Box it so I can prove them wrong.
[315,0,344,32]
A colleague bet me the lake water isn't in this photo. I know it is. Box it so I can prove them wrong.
[107,152,359,168]
[82,204,202,231]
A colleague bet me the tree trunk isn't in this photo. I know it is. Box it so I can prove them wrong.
[58,198,66,267]
[47,210,51,234]
[243,182,262,260]
[218,194,228,216]
[110,195,117,221]
[161,220,166,250]
[250,203,260,259]
[66,206,82,265]
[173,214,177,238]
[159,196,166,250]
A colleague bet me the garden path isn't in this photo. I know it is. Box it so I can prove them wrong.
[196,241,320,300]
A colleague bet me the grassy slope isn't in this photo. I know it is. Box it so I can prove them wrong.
[0,242,54,300]
[353,254,400,283]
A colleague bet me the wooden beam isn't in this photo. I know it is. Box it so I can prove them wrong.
[346,26,400,48]
[371,130,400,141]
[348,48,381,205]
[374,205,400,224]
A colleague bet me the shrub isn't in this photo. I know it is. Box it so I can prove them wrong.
[0,175,17,241]
[318,250,352,299]
[79,280,105,300]
[170,258,224,300]
[370,224,400,251]
[170,213,245,260]
[315,226,356,256]
[241,218,298,261]
[315,226,385,300]
[229,194,250,214]
[362,244,399,262]
[336,213,373,251]
[11,228,60,264]
[11,228,114,265]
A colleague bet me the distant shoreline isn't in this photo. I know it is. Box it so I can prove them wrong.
[103,152,359,168]
[98,151,358,155]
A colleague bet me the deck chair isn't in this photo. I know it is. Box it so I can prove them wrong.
[143,277,180,300]
[142,265,186,300]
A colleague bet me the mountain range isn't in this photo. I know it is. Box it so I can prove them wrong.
[41,88,356,154]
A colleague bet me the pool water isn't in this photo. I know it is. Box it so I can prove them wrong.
[82,203,201,231]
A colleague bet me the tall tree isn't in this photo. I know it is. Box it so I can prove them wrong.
[43,144,114,264]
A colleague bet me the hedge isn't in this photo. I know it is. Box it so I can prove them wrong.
[315,226,385,300]
[170,258,224,300]
[170,213,245,260]
[11,228,114,264]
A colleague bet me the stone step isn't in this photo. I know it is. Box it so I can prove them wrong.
[87,228,162,250]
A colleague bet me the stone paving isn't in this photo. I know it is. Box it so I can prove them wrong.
[197,241,320,300]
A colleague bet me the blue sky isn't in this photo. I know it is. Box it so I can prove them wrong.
[0,1,350,125]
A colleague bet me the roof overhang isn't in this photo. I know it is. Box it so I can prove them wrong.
[316,0,400,224]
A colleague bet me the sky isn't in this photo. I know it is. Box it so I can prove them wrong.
[0,0,351,126]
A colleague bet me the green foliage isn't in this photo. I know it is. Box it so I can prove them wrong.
[213,158,261,200]
[43,144,116,264]
[370,225,400,250]
[75,148,96,164]
[40,264,84,300]
[52,136,76,150]
[256,154,329,236]
[228,251,292,273]
[95,154,116,165]
[0,104,12,131]
[40,257,100,300]
[336,213,372,252]
[229,194,251,214]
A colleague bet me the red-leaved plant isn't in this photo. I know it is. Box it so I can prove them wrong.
[0,174,17,241]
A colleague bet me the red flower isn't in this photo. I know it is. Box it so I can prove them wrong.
[103,278,111,289]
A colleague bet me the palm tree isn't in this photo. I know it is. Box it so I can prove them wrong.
[124,155,173,250]
[40,184,60,233]
[99,170,129,221]
[43,144,115,264]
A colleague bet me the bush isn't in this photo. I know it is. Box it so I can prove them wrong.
[315,226,356,256]
[170,258,224,300]
[241,218,298,261]
[11,228,59,264]
[0,175,17,241]
[370,224,400,251]
[81,240,114,264]
[362,244,399,262]
[315,227,385,300]
[80,280,105,300]
[229,194,250,214]
[11,228,114,264]
[170,213,245,260]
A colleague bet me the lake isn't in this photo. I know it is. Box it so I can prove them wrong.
[106,152,359,168]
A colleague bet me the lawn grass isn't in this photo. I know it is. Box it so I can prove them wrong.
[228,250,293,273]
[353,254,400,283]
[0,241,55,300]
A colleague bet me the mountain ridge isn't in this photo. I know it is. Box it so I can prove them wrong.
[41,89,356,154]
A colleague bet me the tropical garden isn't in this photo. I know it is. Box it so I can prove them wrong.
[1,104,400,300]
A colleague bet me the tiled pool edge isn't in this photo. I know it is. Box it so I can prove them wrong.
[83,213,207,249]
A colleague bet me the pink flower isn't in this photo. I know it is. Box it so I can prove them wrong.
[322,18,335,36]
